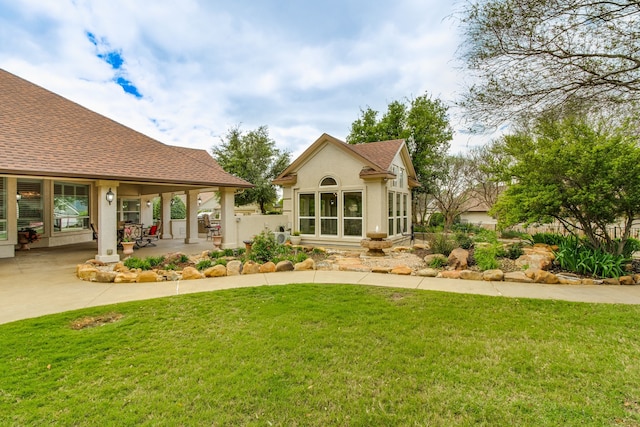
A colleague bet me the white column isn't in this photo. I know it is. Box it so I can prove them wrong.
[220,187,237,249]
[140,196,155,228]
[161,193,173,239]
[185,190,200,243]
[95,183,119,263]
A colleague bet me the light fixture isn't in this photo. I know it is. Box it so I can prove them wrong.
[16,192,21,201]
[146,200,151,208]
[171,197,175,206]
[106,188,114,205]
[197,196,202,206]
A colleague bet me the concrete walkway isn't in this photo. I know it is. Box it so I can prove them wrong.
[2,239,640,325]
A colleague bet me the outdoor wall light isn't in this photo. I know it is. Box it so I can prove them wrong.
[106,188,115,205]
[197,196,202,206]
[146,200,151,208]
[171,197,175,206]
[16,192,21,201]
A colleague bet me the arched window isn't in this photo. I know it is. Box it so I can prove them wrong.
[320,177,337,186]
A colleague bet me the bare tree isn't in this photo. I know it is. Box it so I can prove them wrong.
[431,155,479,230]
[457,0,640,125]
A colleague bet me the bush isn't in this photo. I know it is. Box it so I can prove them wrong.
[474,244,500,271]
[500,229,528,239]
[195,259,213,271]
[455,232,474,250]
[123,257,152,271]
[147,256,165,267]
[473,229,499,244]
[428,213,445,228]
[427,233,456,256]
[504,242,524,260]
[249,230,280,263]
[428,255,448,269]
[554,236,626,278]
[527,232,566,246]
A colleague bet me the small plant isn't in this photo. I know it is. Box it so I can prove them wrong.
[292,231,301,236]
[146,256,165,267]
[427,233,456,256]
[455,232,474,250]
[474,244,500,271]
[209,250,222,259]
[214,258,227,267]
[178,254,190,263]
[165,263,177,270]
[123,257,151,270]
[222,248,235,257]
[428,256,448,269]
[195,259,213,271]
[500,229,528,240]
[527,232,566,246]
[249,230,279,263]
[473,229,499,244]
[504,242,524,260]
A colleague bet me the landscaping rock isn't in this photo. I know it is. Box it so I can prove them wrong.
[416,268,439,277]
[460,270,484,281]
[137,270,160,283]
[76,264,98,281]
[438,270,461,279]
[532,270,559,284]
[391,265,412,275]
[602,277,620,285]
[516,253,553,271]
[581,278,603,286]
[242,260,261,275]
[114,272,138,283]
[413,243,427,250]
[204,265,227,277]
[226,260,242,276]
[448,248,469,270]
[259,262,276,273]
[181,266,204,280]
[556,273,583,285]
[94,270,117,283]
[619,275,636,285]
[294,258,315,271]
[371,266,392,274]
[276,260,295,272]
[113,262,128,273]
[504,271,533,283]
[483,269,504,282]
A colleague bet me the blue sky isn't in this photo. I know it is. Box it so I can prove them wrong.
[0,0,494,157]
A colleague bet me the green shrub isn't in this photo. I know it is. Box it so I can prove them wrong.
[428,213,445,228]
[504,242,524,260]
[178,254,189,263]
[500,229,528,239]
[474,244,500,271]
[249,230,280,263]
[527,232,566,246]
[427,233,456,256]
[428,255,448,269]
[195,259,213,271]
[455,232,474,250]
[123,257,152,271]
[165,263,177,270]
[222,248,235,257]
[214,258,227,267]
[554,236,626,278]
[473,229,499,244]
[146,256,165,267]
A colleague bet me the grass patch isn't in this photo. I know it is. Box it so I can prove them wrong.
[1,285,640,425]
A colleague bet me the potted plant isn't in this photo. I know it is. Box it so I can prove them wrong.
[290,231,302,245]
[121,227,136,255]
[17,227,40,250]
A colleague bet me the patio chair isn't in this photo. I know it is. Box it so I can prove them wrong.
[202,214,219,240]
[141,221,161,247]
[90,223,98,240]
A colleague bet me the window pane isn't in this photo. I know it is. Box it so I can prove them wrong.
[54,182,90,232]
[17,180,43,233]
[321,193,338,217]
[320,177,337,186]
[344,219,362,236]
[299,193,315,216]
[388,192,393,216]
[300,218,315,234]
[396,193,401,216]
[321,218,338,235]
[343,192,362,217]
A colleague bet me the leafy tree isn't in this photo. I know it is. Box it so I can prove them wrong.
[212,125,290,214]
[430,155,477,231]
[347,93,453,222]
[458,0,640,124]
[490,113,640,255]
[152,196,185,220]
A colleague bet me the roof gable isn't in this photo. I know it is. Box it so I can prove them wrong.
[0,69,252,188]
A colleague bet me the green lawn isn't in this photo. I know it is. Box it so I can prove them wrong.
[1,284,640,426]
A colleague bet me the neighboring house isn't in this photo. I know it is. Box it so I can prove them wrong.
[0,69,252,261]
[273,134,419,246]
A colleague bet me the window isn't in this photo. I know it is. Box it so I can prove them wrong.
[392,165,398,187]
[403,194,408,233]
[299,193,315,234]
[119,199,141,223]
[320,192,338,235]
[17,179,43,233]
[54,182,89,232]
[400,168,405,188]
[343,192,362,237]
[320,177,337,186]
[0,177,6,240]
[388,192,394,235]
[396,193,402,234]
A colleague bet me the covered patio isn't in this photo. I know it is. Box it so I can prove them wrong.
[0,69,252,262]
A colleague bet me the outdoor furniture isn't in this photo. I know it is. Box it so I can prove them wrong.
[203,214,221,240]
[141,221,162,247]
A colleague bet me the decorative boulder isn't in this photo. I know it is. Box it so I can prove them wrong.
[276,260,295,272]
[294,258,316,271]
[504,271,533,283]
[181,266,204,280]
[416,268,439,277]
[482,269,504,282]
[259,262,277,273]
[204,265,227,277]
[226,260,242,276]
[94,271,117,283]
[619,276,636,286]
[448,248,469,270]
[516,253,553,271]
[76,264,99,281]
[391,265,412,275]
[114,272,138,283]
[242,260,261,275]
[136,270,160,283]
[556,273,583,285]
[438,270,461,279]
[531,270,559,284]
[460,270,484,281]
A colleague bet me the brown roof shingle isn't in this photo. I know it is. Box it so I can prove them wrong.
[0,69,252,188]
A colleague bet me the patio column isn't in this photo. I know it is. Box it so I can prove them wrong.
[95,182,119,263]
[185,190,201,243]
[220,187,237,249]
[160,192,173,239]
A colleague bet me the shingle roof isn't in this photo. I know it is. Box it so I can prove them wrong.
[347,139,404,170]
[0,69,252,188]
